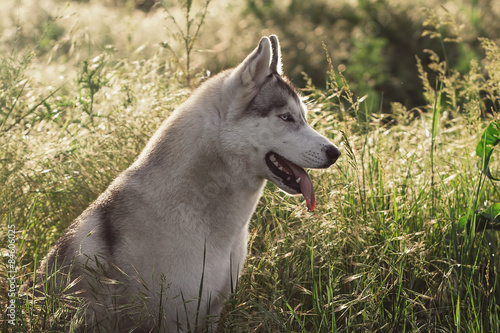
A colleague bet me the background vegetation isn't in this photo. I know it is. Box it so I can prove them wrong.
[1,0,500,331]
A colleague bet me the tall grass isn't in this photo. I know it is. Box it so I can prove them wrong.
[218,34,500,332]
[1,0,500,332]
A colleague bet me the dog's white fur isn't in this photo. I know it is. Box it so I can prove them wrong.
[35,35,340,331]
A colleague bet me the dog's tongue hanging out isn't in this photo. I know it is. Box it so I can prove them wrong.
[287,163,316,211]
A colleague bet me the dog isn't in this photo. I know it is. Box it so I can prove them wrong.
[31,35,340,332]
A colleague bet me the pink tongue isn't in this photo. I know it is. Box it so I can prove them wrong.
[287,163,316,211]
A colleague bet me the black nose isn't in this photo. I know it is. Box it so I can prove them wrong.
[325,145,341,165]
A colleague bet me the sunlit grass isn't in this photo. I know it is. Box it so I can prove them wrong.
[1,0,500,332]
[219,108,494,331]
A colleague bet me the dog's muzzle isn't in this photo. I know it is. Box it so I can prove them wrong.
[323,145,341,168]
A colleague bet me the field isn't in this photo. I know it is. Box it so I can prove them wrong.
[1,0,500,331]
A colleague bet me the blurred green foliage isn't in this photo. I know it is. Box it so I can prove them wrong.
[240,0,500,112]
[2,0,499,114]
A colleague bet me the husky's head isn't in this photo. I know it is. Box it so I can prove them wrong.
[222,35,340,211]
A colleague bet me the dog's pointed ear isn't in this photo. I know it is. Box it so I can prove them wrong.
[269,35,283,75]
[235,36,272,87]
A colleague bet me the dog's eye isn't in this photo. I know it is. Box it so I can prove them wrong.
[278,113,294,122]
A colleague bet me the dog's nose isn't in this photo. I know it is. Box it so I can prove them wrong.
[325,145,341,165]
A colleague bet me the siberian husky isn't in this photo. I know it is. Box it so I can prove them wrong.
[31,35,340,332]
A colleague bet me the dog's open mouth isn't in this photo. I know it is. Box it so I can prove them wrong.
[265,152,316,211]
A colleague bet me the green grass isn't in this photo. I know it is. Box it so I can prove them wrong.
[2,0,500,332]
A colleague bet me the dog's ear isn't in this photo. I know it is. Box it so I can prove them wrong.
[269,35,283,75]
[235,36,272,88]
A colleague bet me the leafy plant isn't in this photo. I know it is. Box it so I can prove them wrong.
[77,54,111,121]
[460,119,500,231]
[160,0,212,87]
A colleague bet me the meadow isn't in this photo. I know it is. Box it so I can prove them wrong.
[1,0,500,331]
